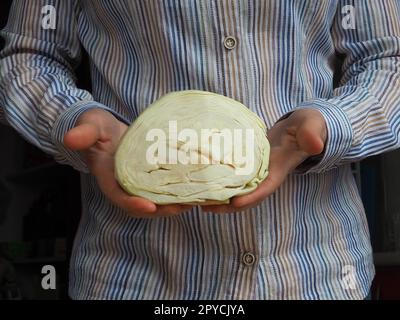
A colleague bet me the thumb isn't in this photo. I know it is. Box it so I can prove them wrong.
[296,117,326,156]
[64,123,101,151]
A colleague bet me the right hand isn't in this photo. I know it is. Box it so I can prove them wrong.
[63,108,192,218]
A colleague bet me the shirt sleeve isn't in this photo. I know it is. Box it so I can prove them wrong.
[294,0,400,174]
[0,0,127,173]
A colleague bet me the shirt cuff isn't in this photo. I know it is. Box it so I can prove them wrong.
[51,100,129,173]
[292,99,354,174]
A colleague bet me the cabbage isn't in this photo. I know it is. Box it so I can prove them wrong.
[115,90,270,204]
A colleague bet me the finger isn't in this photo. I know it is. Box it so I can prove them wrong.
[201,204,237,214]
[104,182,157,214]
[204,147,292,211]
[297,124,325,156]
[93,155,157,215]
[135,205,193,218]
[231,164,286,208]
[64,123,101,151]
[201,202,255,213]
[106,181,157,215]
[294,110,327,156]
[155,204,193,216]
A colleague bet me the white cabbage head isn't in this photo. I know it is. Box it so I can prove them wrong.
[115,90,270,204]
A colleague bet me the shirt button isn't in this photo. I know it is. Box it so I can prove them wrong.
[224,36,237,50]
[242,252,256,266]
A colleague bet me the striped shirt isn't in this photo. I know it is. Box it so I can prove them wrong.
[1,0,400,300]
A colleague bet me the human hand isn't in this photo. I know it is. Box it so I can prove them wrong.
[202,108,327,213]
[63,108,192,217]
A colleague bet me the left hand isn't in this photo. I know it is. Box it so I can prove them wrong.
[63,108,193,218]
[201,108,328,213]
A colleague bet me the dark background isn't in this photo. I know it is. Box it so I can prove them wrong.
[0,0,85,299]
[0,0,400,300]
